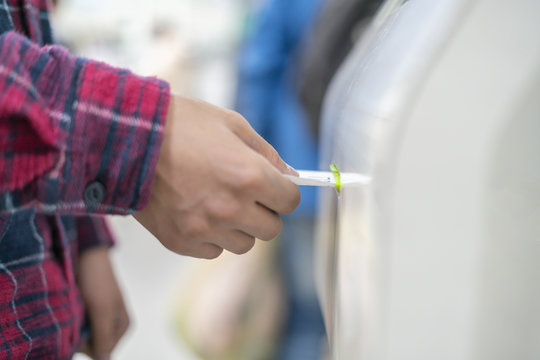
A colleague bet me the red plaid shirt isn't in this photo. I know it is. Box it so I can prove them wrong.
[0,0,170,358]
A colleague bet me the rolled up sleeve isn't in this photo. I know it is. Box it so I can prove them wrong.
[0,31,170,215]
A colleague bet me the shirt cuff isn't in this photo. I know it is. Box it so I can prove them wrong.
[75,215,116,253]
[0,32,170,215]
[62,58,170,214]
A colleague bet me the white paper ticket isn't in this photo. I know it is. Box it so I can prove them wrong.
[285,170,371,187]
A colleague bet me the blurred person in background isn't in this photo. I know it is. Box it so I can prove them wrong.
[0,0,300,359]
[298,0,384,137]
[235,0,385,359]
[235,0,327,359]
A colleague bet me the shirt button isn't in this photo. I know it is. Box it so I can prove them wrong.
[83,181,106,205]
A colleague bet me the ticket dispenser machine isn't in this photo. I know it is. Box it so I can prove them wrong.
[316,0,540,359]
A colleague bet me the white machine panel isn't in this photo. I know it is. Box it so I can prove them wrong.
[316,0,540,359]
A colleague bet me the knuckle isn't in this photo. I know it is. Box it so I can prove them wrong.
[236,166,263,190]
[199,244,224,259]
[160,233,192,256]
[206,197,240,221]
[225,110,247,128]
[261,216,282,241]
[230,237,256,255]
[230,110,247,123]
[183,216,209,239]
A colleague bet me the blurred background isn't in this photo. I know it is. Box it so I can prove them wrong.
[52,0,248,107]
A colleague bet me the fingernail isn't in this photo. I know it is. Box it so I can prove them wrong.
[286,163,299,176]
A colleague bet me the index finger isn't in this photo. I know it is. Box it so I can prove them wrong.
[231,113,298,176]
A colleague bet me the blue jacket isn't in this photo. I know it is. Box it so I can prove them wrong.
[236,0,324,216]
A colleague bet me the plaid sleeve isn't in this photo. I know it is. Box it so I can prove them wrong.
[0,30,170,215]
[76,216,116,253]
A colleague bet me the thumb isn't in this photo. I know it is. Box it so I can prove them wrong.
[232,115,298,176]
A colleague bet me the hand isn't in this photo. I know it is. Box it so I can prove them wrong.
[78,246,130,360]
[134,95,300,259]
